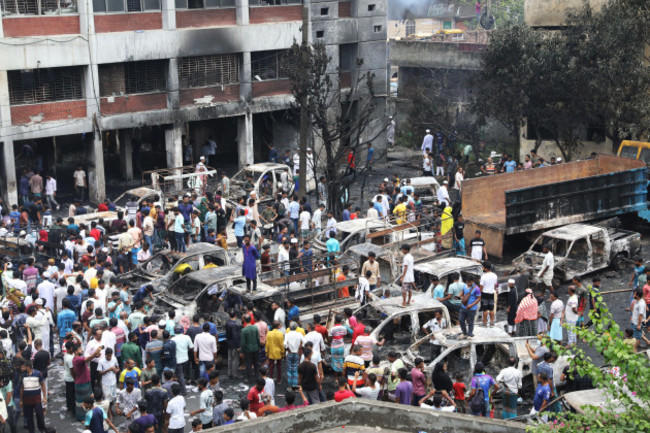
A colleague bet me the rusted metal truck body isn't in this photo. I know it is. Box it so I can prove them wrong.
[461,155,648,258]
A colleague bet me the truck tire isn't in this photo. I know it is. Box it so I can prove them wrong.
[612,253,627,271]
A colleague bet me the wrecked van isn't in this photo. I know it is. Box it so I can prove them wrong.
[512,224,641,282]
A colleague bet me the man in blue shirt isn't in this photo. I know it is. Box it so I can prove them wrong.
[459,275,481,338]
[288,196,300,234]
[373,197,384,218]
[133,285,154,308]
[431,275,445,302]
[286,300,300,322]
[57,299,77,341]
[326,232,340,257]
[502,155,516,173]
[366,142,374,167]
[299,241,314,271]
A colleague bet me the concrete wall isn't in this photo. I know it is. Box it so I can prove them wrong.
[389,39,484,70]
[524,0,607,28]
[210,399,526,433]
[387,18,443,40]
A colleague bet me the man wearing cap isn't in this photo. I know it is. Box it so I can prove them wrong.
[421,129,433,155]
[436,180,451,207]
[505,279,519,335]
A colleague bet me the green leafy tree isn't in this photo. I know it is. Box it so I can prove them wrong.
[527,290,650,432]
[471,0,650,159]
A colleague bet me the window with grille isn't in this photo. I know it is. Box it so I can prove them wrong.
[248,0,301,5]
[92,0,159,12]
[251,50,292,81]
[1,0,77,15]
[175,0,235,9]
[178,54,239,89]
[8,67,83,106]
[99,61,167,96]
[405,19,416,37]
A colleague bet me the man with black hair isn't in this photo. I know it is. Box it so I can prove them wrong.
[144,374,167,429]
[82,394,119,433]
[19,359,47,433]
[133,400,157,433]
[165,384,185,433]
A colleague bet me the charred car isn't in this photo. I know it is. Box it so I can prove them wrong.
[121,243,231,291]
[512,224,641,282]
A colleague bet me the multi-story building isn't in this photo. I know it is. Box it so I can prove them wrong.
[0,0,387,205]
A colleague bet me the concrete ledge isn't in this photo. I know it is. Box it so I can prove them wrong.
[208,399,526,433]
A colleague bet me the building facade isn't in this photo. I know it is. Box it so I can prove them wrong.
[0,0,387,205]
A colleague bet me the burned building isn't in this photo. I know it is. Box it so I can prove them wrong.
[0,0,388,205]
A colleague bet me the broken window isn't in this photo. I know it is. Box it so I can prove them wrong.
[93,0,159,11]
[178,55,239,89]
[1,0,77,15]
[251,50,292,80]
[202,253,227,267]
[339,43,357,72]
[8,67,83,106]
[99,61,167,96]
[405,19,416,37]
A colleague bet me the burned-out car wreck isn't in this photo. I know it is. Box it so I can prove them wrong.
[512,224,641,282]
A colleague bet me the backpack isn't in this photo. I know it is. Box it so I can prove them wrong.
[468,386,485,413]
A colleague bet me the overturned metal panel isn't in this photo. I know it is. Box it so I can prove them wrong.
[505,167,648,234]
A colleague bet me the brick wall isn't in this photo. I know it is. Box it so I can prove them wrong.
[100,93,167,115]
[338,1,351,18]
[10,100,86,125]
[179,84,240,106]
[252,79,291,98]
[2,15,80,37]
[94,13,162,33]
[176,8,237,28]
[249,5,301,24]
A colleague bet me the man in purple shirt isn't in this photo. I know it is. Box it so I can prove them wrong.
[394,368,413,405]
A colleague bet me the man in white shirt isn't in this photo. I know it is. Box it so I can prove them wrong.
[421,129,433,155]
[73,166,86,202]
[454,167,464,192]
[166,384,186,433]
[355,271,371,306]
[400,244,415,306]
[45,174,60,211]
[311,204,324,235]
[299,207,311,238]
[422,310,447,359]
[538,245,555,294]
[271,302,286,333]
[366,202,379,219]
[194,323,218,376]
[302,323,326,368]
[496,356,523,417]
[436,181,451,207]
[172,325,193,394]
[563,285,580,347]
[479,262,498,327]
[423,153,433,176]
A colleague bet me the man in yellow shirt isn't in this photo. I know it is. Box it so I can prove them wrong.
[392,196,408,225]
[203,256,218,269]
[265,321,285,382]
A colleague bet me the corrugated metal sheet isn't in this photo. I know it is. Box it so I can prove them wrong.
[504,167,648,234]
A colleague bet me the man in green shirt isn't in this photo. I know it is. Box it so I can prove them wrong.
[386,351,405,401]
[121,333,143,368]
[441,272,465,316]
[240,314,260,382]
[127,302,146,332]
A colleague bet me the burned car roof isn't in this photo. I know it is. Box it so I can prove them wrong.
[330,218,387,232]
[429,325,514,347]
[181,266,241,284]
[541,224,603,241]
[364,294,447,316]
[343,243,392,258]
[401,177,441,188]
[244,163,290,172]
[413,257,482,275]
[120,187,160,197]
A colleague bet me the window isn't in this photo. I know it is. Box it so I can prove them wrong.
[8,67,83,106]
[320,6,327,15]
[175,0,235,8]
[405,19,415,37]
[251,50,292,81]
[93,0,159,12]
[339,43,357,72]
[99,61,167,96]
[316,30,324,38]
[1,0,77,15]
[248,0,301,5]
[367,3,374,11]
[178,55,239,89]
[373,25,382,32]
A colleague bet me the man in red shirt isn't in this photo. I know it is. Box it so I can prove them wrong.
[247,378,266,414]
[351,320,365,345]
[334,378,355,402]
[89,221,102,242]
[313,314,329,344]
